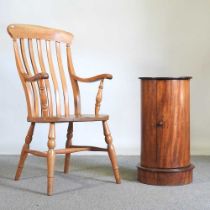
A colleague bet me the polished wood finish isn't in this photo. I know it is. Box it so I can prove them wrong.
[139,76,192,80]
[23,72,49,82]
[55,146,108,154]
[8,24,120,195]
[71,74,112,82]
[64,122,73,173]
[15,122,35,180]
[95,79,104,115]
[7,24,73,43]
[103,121,121,184]
[26,149,47,157]
[27,114,109,123]
[47,123,56,196]
[138,165,194,185]
[25,146,107,158]
[138,77,194,185]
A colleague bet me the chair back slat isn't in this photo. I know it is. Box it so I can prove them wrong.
[28,39,42,116]
[20,39,39,117]
[28,39,50,117]
[66,46,81,115]
[13,41,33,117]
[8,24,81,119]
[56,42,69,116]
[20,39,31,74]
[46,41,61,116]
[36,40,53,116]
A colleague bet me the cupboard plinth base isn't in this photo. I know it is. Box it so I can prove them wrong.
[137,164,194,186]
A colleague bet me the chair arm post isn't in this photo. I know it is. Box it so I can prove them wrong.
[39,79,49,117]
[95,79,104,115]
[23,72,49,117]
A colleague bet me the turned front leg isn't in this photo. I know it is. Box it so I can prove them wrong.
[47,123,56,196]
[103,121,121,184]
[64,122,73,173]
[15,122,35,180]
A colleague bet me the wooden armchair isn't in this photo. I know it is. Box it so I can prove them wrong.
[7,24,121,195]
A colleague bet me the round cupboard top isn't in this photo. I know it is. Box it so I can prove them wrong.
[139,76,192,80]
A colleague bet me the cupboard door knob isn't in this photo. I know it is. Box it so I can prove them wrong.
[156,121,164,127]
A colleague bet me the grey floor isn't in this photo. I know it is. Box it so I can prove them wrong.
[0,156,210,210]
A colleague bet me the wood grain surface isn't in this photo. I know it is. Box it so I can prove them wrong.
[138,78,193,185]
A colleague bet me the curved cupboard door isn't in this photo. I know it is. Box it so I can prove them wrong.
[156,80,190,168]
[141,79,190,168]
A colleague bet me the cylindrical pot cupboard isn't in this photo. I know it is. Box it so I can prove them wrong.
[137,77,194,185]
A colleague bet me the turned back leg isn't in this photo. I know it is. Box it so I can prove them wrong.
[103,121,121,184]
[64,122,73,173]
[15,122,35,180]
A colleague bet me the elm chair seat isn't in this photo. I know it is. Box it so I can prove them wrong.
[27,114,109,123]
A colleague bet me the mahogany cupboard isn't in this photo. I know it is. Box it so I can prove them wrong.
[138,77,194,185]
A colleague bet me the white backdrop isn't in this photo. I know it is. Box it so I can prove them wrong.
[0,0,210,155]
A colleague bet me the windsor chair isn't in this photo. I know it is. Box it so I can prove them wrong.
[7,24,121,195]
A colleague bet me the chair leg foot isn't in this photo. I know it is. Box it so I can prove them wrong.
[113,169,121,184]
[64,122,73,174]
[64,157,70,174]
[15,152,28,181]
[103,121,121,184]
[47,177,54,196]
[15,123,35,180]
[47,123,56,196]
[47,151,55,196]
[107,147,121,184]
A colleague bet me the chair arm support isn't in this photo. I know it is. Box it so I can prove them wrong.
[23,72,49,117]
[71,73,112,115]
[23,72,49,82]
[71,74,113,83]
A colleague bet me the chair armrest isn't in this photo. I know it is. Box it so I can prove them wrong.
[71,73,112,115]
[71,74,113,83]
[23,72,49,82]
